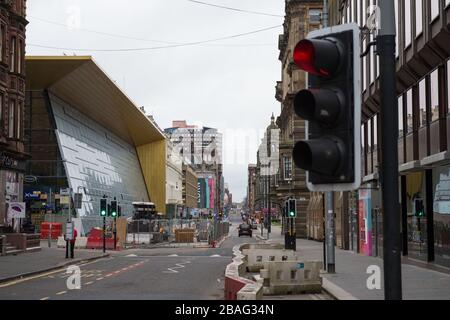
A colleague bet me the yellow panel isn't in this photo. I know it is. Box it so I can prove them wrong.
[137,141,167,214]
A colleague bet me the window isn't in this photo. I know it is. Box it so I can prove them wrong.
[283,156,292,180]
[406,89,413,133]
[416,0,423,36]
[399,95,404,137]
[16,102,21,139]
[404,0,412,48]
[370,33,375,84]
[8,99,15,138]
[363,39,367,91]
[0,25,4,62]
[0,93,3,130]
[10,36,16,72]
[368,118,372,150]
[447,60,450,113]
[430,69,439,122]
[419,78,427,127]
[395,0,399,57]
[374,114,378,148]
[309,9,322,24]
[18,40,23,74]
[431,0,439,21]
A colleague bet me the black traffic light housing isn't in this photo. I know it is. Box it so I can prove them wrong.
[287,199,297,218]
[414,199,425,218]
[292,24,361,192]
[111,200,118,218]
[100,198,107,217]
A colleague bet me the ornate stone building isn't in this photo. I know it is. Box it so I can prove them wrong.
[275,0,323,238]
[0,0,27,231]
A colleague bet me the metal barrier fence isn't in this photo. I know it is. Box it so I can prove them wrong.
[42,215,230,247]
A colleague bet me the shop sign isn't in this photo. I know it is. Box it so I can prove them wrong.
[7,202,26,219]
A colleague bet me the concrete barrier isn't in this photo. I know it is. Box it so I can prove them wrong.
[243,248,298,272]
[237,283,263,300]
[260,260,322,295]
[57,236,89,249]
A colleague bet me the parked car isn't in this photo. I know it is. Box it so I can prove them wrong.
[238,223,252,237]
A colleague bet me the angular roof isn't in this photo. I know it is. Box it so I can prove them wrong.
[26,56,165,146]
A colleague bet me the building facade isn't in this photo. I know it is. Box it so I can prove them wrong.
[182,163,198,217]
[328,0,450,267]
[276,0,323,238]
[165,140,183,218]
[24,56,167,234]
[0,0,27,232]
[164,121,224,215]
[247,164,257,215]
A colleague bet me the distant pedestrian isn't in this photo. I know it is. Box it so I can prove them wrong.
[70,228,78,259]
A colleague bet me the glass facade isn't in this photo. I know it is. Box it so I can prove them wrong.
[50,93,149,217]
[24,90,150,223]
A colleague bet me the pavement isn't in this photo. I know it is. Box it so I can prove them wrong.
[0,242,109,283]
[258,225,450,300]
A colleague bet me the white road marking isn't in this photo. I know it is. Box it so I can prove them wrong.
[126,254,138,257]
[85,281,94,285]
[96,277,104,281]
[56,291,67,295]
[210,254,221,257]
[40,297,50,301]
[168,254,178,257]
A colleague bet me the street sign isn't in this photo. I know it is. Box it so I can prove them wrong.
[60,188,71,196]
[7,202,26,219]
[60,196,70,205]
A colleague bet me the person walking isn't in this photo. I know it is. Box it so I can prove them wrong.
[70,227,78,259]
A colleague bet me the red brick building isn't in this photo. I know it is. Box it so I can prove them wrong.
[0,0,27,231]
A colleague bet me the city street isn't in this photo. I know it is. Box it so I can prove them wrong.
[0,215,334,300]
[0,215,257,300]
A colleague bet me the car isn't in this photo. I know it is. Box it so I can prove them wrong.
[251,221,258,230]
[238,223,252,237]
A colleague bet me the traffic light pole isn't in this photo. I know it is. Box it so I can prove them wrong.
[321,0,335,275]
[378,0,402,300]
[113,217,117,251]
[103,216,106,253]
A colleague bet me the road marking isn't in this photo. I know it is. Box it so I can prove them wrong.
[210,254,221,257]
[168,254,178,257]
[56,291,67,295]
[114,271,120,274]
[105,273,113,277]
[126,254,138,257]
[0,258,110,288]
[40,297,50,301]
[85,281,94,285]
[96,277,104,281]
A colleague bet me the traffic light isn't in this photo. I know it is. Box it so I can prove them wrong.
[288,199,297,218]
[292,24,361,192]
[415,199,425,218]
[100,198,107,217]
[111,200,118,218]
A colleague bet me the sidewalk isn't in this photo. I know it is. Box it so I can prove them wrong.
[258,225,450,300]
[0,242,109,283]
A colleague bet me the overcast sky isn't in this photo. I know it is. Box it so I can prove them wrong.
[27,0,285,202]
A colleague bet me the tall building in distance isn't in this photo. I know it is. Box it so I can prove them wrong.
[0,0,28,232]
[165,121,224,215]
[327,0,450,267]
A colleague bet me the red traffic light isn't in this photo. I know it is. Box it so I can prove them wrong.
[293,39,342,77]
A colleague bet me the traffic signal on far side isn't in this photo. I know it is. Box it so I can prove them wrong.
[288,199,297,218]
[100,198,107,217]
[415,199,425,218]
[111,200,118,218]
[292,24,361,192]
